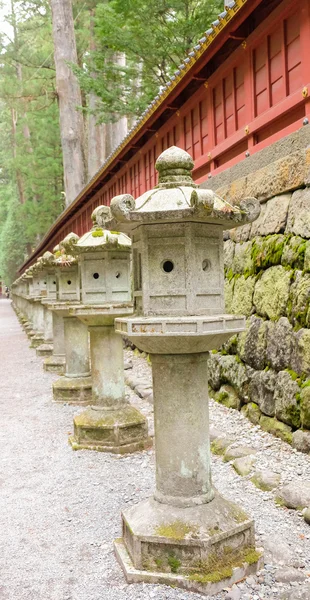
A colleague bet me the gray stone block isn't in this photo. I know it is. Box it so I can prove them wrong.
[286,188,310,238]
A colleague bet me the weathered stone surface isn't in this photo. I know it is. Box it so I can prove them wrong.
[291,329,310,375]
[225,584,241,600]
[231,241,253,275]
[214,384,241,410]
[249,369,277,417]
[303,240,310,271]
[300,385,310,429]
[219,355,253,400]
[231,275,255,317]
[251,469,280,491]
[286,188,310,238]
[253,266,292,320]
[277,481,310,509]
[224,279,234,313]
[224,239,235,271]
[266,317,293,371]
[209,426,222,441]
[232,455,256,476]
[282,237,306,269]
[229,224,251,243]
[260,415,292,444]
[223,445,257,463]
[251,194,290,237]
[275,568,308,583]
[292,429,310,453]
[288,271,310,325]
[263,533,305,567]
[215,150,310,205]
[208,352,221,391]
[237,315,267,370]
[274,370,301,428]
[241,402,262,425]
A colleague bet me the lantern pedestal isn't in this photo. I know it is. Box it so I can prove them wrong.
[44,311,66,375]
[68,306,151,453]
[52,308,92,405]
[113,316,262,593]
[29,298,45,348]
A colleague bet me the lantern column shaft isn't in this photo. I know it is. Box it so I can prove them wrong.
[89,325,126,408]
[64,317,90,378]
[152,352,213,506]
[44,311,66,374]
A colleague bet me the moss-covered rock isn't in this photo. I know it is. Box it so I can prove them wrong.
[287,271,310,327]
[251,469,281,491]
[231,275,256,317]
[233,455,256,476]
[249,369,277,417]
[281,236,306,269]
[259,415,293,444]
[219,355,253,401]
[286,188,310,238]
[214,384,241,410]
[237,315,267,370]
[291,329,310,375]
[241,402,262,425]
[224,278,234,313]
[274,370,301,428]
[251,235,286,273]
[253,265,292,320]
[231,241,253,275]
[266,317,293,372]
[223,239,235,272]
[208,352,221,391]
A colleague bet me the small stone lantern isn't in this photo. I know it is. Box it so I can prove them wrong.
[68,206,150,453]
[28,257,47,348]
[50,234,92,404]
[35,251,57,357]
[111,147,262,594]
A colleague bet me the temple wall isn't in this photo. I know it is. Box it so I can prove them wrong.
[204,125,310,452]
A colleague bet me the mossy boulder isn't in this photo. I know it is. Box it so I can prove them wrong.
[253,265,292,320]
[249,369,277,416]
[291,329,310,375]
[224,278,234,313]
[251,469,281,491]
[266,317,293,372]
[231,275,256,317]
[287,271,310,326]
[223,445,257,463]
[300,385,310,429]
[303,240,310,272]
[211,437,234,456]
[208,352,221,391]
[292,429,310,453]
[274,370,301,428]
[237,315,267,370]
[214,384,241,410]
[231,241,253,275]
[241,402,262,425]
[259,415,292,444]
[251,235,286,272]
[219,355,254,401]
[223,239,235,272]
[233,455,256,476]
[281,236,306,269]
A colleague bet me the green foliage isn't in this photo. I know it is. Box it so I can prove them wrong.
[76,0,223,123]
[0,200,27,284]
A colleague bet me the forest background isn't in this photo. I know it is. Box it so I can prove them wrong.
[0,0,222,284]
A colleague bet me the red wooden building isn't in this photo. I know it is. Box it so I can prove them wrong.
[20,0,310,271]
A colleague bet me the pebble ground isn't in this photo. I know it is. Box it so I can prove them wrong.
[1,299,310,600]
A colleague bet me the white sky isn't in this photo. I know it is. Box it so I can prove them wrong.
[0,1,13,41]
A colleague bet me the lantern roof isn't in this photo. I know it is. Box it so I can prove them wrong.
[74,206,131,253]
[110,146,260,230]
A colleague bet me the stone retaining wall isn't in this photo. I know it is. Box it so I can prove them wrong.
[207,127,310,453]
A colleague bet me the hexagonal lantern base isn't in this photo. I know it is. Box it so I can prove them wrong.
[69,405,151,454]
[114,494,263,596]
[43,355,65,375]
[36,343,53,357]
[52,376,92,405]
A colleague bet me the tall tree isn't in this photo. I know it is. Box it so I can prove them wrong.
[49,0,85,205]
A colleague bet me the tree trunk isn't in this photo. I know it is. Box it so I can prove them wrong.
[50,0,86,206]
[112,53,128,147]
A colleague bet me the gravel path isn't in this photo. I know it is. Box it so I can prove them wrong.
[1,299,310,600]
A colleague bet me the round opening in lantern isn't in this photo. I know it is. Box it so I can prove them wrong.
[202,259,211,272]
[93,273,99,280]
[53,281,56,285]
[116,272,121,279]
[67,280,72,285]
[162,260,174,273]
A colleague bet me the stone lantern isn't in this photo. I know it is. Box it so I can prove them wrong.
[35,251,57,357]
[50,234,92,404]
[68,206,150,453]
[28,257,47,349]
[42,247,66,375]
[111,147,263,594]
